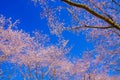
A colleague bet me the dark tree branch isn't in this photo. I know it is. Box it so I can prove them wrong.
[62,0,120,31]
[65,25,113,30]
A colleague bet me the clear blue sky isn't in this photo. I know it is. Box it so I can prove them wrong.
[0,0,50,33]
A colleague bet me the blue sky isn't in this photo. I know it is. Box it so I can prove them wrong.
[0,0,49,33]
[0,0,93,59]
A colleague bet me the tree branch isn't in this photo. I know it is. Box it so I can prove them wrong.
[62,0,120,31]
[64,25,113,30]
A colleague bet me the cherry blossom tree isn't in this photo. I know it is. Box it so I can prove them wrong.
[0,15,72,80]
[0,15,39,79]
[0,0,120,79]
[31,0,120,79]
